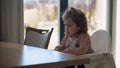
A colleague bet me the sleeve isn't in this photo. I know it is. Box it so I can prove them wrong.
[54,35,68,51]
[62,34,91,55]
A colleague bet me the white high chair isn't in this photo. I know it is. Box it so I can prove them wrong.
[81,30,116,68]
[90,30,111,53]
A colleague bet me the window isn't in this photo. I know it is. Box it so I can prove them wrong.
[69,0,108,35]
[116,0,120,67]
[24,0,59,49]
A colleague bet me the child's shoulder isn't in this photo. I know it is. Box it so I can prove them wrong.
[76,33,90,43]
[78,33,90,39]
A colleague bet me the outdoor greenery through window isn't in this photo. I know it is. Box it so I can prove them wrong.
[24,0,59,50]
[69,0,108,35]
[24,0,108,49]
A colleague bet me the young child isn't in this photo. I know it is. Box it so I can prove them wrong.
[55,7,94,68]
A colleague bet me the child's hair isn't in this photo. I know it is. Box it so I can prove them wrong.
[62,7,88,33]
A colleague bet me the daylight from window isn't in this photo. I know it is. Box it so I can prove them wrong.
[69,0,107,35]
[116,0,120,68]
[24,0,59,49]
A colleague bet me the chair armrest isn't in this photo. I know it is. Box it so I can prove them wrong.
[78,53,107,68]
[79,53,116,68]
[80,53,108,60]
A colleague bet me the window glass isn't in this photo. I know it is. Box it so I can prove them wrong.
[69,0,107,35]
[24,0,59,49]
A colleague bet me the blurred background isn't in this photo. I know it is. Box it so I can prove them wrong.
[24,0,108,50]
[0,0,119,68]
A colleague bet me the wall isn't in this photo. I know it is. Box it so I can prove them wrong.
[115,0,120,67]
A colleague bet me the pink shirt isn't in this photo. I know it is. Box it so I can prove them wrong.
[55,33,94,55]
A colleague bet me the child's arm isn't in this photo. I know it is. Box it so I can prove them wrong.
[55,45,65,51]
[62,34,91,55]
[63,43,89,55]
[54,35,68,51]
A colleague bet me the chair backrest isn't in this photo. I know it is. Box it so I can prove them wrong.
[90,30,111,53]
[24,27,53,49]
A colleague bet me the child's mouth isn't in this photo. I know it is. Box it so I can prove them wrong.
[64,32,71,37]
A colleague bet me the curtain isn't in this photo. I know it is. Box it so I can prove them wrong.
[0,0,24,44]
[0,0,2,41]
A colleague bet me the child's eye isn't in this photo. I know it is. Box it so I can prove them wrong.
[64,24,72,27]
[64,25,71,27]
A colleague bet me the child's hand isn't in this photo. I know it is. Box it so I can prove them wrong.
[55,46,63,51]
[64,32,69,37]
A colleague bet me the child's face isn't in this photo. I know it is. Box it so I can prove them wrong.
[63,18,80,37]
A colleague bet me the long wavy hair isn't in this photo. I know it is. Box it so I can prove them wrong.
[62,7,88,34]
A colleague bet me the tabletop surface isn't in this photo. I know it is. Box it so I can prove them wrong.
[0,41,89,68]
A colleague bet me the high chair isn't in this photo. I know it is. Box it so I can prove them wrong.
[81,30,116,68]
